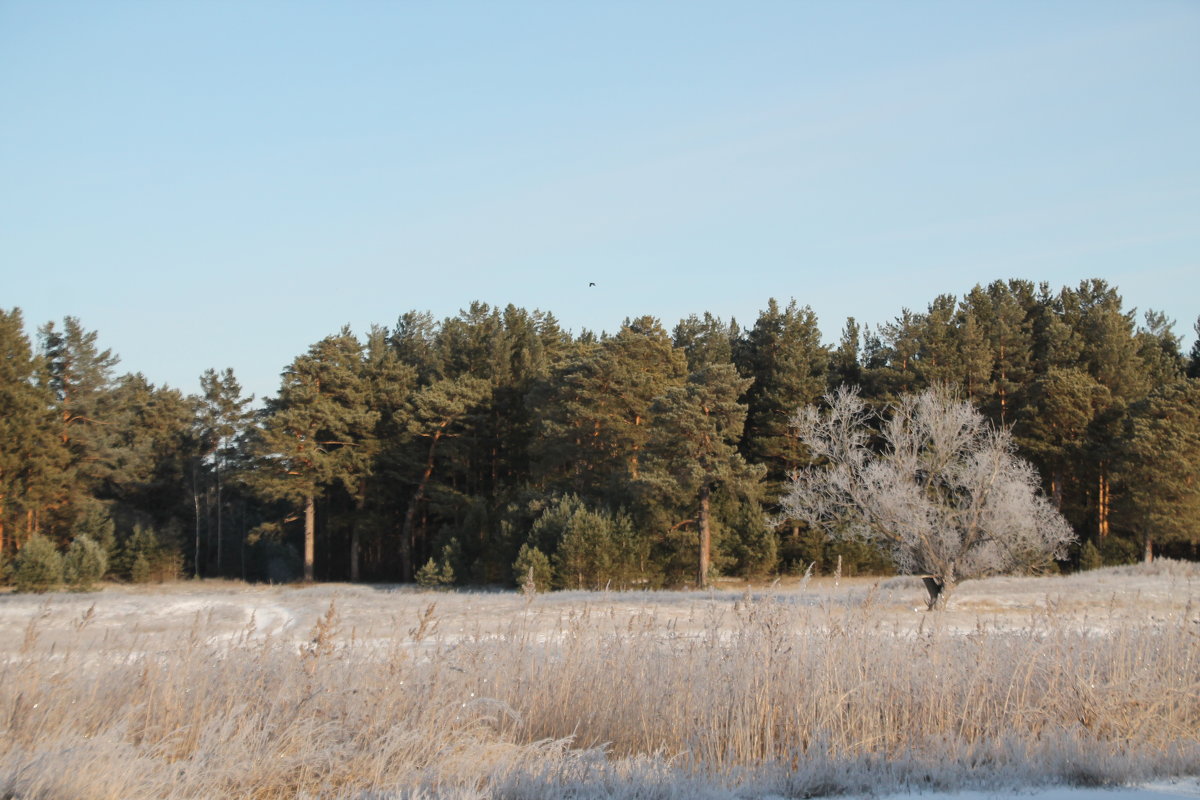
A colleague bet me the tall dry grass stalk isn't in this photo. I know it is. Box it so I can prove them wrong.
[2,590,1198,799]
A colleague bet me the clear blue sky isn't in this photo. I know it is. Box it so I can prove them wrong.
[2,1,1197,403]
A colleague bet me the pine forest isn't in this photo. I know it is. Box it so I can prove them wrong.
[2,278,1199,592]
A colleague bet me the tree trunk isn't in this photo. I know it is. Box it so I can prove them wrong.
[240,502,247,581]
[922,575,955,610]
[303,494,315,582]
[350,479,366,582]
[1098,469,1110,538]
[401,430,443,582]
[192,465,201,579]
[1143,535,1153,565]
[697,484,711,589]
[399,506,413,582]
[215,464,222,576]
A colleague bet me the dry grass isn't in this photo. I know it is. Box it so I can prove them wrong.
[1,567,1199,799]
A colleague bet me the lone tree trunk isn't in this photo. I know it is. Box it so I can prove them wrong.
[922,576,956,610]
[697,484,711,589]
[1143,535,1153,565]
[921,578,940,609]
[303,494,315,582]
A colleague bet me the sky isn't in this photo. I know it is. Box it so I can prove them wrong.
[2,1,1198,403]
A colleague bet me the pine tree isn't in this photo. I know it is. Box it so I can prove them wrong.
[673,313,738,371]
[537,317,687,504]
[828,317,862,389]
[868,308,923,400]
[1114,379,1200,562]
[1188,317,1200,380]
[36,317,120,533]
[194,368,255,575]
[915,294,959,387]
[961,281,1034,426]
[390,311,442,382]
[737,299,828,495]
[644,363,765,587]
[40,317,119,462]
[353,325,417,581]
[1054,280,1156,543]
[252,328,377,581]
[398,375,491,580]
[0,309,59,557]
[1058,279,1149,401]
[954,307,992,404]
[104,375,195,529]
[1136,310,1185,385]
[1015,368,1110,521]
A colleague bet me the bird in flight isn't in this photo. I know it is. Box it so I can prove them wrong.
[589,282,596,287]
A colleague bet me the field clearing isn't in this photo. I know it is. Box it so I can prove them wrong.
[2,563,1199,799]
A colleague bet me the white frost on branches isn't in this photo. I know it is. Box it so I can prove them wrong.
[782,385,1075,602]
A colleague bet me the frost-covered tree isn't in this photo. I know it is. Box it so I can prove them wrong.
[781,385,1074,608]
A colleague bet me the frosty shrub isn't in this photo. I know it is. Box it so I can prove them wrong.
[11,534,64,594]
[782,385,1075,607]
[63,536,108,591]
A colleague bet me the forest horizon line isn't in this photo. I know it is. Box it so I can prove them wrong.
[2,276,1198,591]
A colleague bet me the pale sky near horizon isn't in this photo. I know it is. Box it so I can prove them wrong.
[2,1,1198,403]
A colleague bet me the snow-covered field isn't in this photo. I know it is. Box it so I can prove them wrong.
[1,563,1198,799]
[3,561,1196,653]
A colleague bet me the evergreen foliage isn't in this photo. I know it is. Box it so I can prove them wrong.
[1078,540,1103,571]
[1187,316,1200,380]
[1114,380,1200,562]
[12,533,63,593]
[118,523,180,583]
[513,543,552,592]
[0,280,1194,589]
[63,535,108,590]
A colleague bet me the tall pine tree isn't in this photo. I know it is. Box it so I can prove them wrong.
[252,328,377,581]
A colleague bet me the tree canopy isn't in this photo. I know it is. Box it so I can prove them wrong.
[0,281,1195,590]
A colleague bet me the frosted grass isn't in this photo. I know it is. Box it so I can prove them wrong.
[1,564,1198,799]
